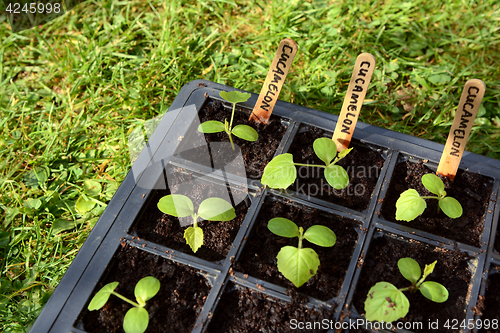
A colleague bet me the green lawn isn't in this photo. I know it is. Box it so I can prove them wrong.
[0,0,499,331]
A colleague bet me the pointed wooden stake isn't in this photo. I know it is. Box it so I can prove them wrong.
[436,79,486,180]
[249,38,298,124]
[332,53,376,152]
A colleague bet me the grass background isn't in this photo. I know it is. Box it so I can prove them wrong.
[0,0,499,331]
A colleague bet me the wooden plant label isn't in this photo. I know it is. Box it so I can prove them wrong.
[249,38,298,124]
[332,53,376,152]
[436,79,486,180]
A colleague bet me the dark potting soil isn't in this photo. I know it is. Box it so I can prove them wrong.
[132,166,250,262]
[478,267,500,333]
[352,232,474,333]
[177,99,288,179]
[288,124,385,212]
[380,159,494,247]
[234,195,360,301]
[206,282,336,333]
[80,244,211,333]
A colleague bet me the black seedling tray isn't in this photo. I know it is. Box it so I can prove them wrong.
[30,80,500,333]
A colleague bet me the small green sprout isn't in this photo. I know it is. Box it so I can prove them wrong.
[396,173,463,221]
[267,217,336,288]
[88,276,160,333]
[261,137,352,190]
[198,90,258,150]
[364,258,448,323]
[157,194,235,253]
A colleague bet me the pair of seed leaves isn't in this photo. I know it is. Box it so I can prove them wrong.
[88,276,160,333]
[364,258,448,323]
[395,173,463,221]
[157,194,235,253]
[198,91,258,144]
[262,137,352,189]
[267,217,336,288]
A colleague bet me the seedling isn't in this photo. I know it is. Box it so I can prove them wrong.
[395,173,463,221]
[267,217,336,287]
[261,137,352,190]
[88,276,160,333]
[198,90,258,150]
[157,194,235,252]
[365,258,448,323]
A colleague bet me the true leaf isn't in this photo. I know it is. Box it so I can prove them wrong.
[397,257,421,285]
[421,174,445,196]
[0,232,10,247]
[231,124,258,141]
[83,179,102,197]
[267,218,300,238]
[276,246,320,288]
[439,197,462,218]
[261,154,297,189]
[123,307,149,333]
[24,198,42,210]
[198,198,235,221]
[364,282,410,323]
[75,196,95,214]
[422,260,437,282]
[25,168,49,187]
[157,194,194,218]
[419,281,449,303]
[88,282,119,311]
[198,120,225,133]
[337,147,353,160]
[395,189,426,221]
[134,276,160,306]
[219,91,251,104]
[324,164,349,189]
[303,225,336,247]
[184,226,203,253]
[313,137,337,165]
[52,219,77,234]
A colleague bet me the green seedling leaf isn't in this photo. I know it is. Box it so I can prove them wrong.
[276,246,320,288]
[421,260,437,282]
[337,147,353,160]
[198,120,225,133]
[395,189,426,221]
[157,194,194,218]
[88,282,119,311]
[219,91,251,104]
[397,257,421,285]
[123,307,149,333]
[303,225,336,247]
[232,124,258,141]
[267,217,300,238]
[25,167,49,187]
[421,174,445,196]
[184,226,203,253]
[134,277,160,306]
[0,232,10,247]
[198,198,235,221]
[313,137,337,165]
[439,197,463,218]
[419,281,449,303]
[324,164,349,189]
[52,219,77,234]
[76,196,95,214]
[261,154,297,189]
[24,198,42,211]
[83,179,102,196]
[365,282,410,323]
